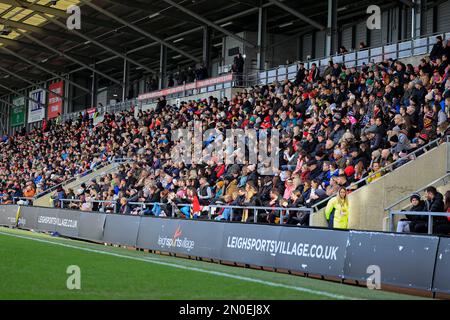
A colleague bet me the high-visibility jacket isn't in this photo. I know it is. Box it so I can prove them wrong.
[325,196,349,229]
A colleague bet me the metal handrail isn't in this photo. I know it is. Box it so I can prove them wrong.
[389,210,450,235]
[312,136,445,212]
[257,31,447,85]
[208,204,312,224]
[34,157,134,200]
[56,198,311,225]
[384,172,450,212]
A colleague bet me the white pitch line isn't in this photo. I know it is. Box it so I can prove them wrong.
[0,230,359,300]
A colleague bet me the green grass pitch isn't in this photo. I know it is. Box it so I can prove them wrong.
[0,227,427,300]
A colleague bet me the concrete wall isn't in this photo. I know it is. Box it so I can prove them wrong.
[311,143,449,231]
[33,163,118,208]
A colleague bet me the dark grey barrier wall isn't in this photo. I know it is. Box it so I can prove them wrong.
[433,238,450,294]
[19,207,81,238]
[2,205,450,294]
[102,214,140,246]
[275,228,348,277]
[78,212,107,242]
[136,217,225,259]
[344,231,439,291]
[18,206,39,230]
[221,223,281,268]
[0,205,19,227]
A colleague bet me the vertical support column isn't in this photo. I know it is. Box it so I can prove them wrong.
[412,0,422,39]
[91,61,97,108]
[325,0,338,56]
[257,6,267,71]
[63,74,70,115]
[159,44,167,90]
[122,53,128,102]
[202,26,212,74]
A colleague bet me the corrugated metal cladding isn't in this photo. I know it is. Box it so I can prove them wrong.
[370,27,382,47]
[302,33,313,60]
[388,7,400,43]
[315,30,326,59]
[341,26,353,51]
[356,21,367,47]
[405,6,412,39]
[421,7,434,36]
[381,10,389,44]
[437,0,450,33]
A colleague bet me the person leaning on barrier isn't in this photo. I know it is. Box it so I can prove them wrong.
[410,187,445,234]
[324,187,349,229]
[397,193,427,233]
[286,190,309,226]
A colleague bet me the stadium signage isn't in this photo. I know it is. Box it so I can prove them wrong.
[48,81,63,119]
[138,73,233,101]
[1,205,449,294]
[28,89,46,124]
[225,236,339,261]
[37,216,78,229]
[11,97,26,127]
[157,226,195,252]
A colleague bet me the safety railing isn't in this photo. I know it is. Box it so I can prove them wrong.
[0,197,35,205]
[57,198,191,217]
[33,157,134,201]
[385,172,450,234]
[207,204,312,224]
[256,31,450,85]
[389,211,450,235]
[60,99,138,123]
[56,198,312,226]
[385,173,450,214]
[312,136,445,212]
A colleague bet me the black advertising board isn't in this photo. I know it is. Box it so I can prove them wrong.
[137,217,225,259]
[102,214,140,246]
[344,231,439,291]
[432,237,450,294]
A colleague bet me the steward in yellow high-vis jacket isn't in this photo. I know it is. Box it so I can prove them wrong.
[325,187,349,229]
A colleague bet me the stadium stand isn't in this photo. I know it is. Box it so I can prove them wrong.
[1,34,449,235]
[1,1,450,237]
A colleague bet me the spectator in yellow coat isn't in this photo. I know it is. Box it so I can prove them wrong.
[325,187,349,229]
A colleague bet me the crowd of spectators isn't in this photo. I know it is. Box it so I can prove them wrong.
[2,36,450,232]
[397,187,450,235]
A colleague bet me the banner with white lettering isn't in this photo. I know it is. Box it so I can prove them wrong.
[48,81,63,119]
[28,89,46,124]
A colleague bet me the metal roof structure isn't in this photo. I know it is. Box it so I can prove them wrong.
[0,0,409,97]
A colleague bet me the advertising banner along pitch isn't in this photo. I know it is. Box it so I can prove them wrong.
[432,238,450,294]
[10,97,26,127]
[0,205,20,227]
[136,218,225,259]
[48,81,63,119]
[28,89,46,124]
[344,231,439,291]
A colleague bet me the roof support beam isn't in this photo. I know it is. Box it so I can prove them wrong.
[78,0,201,63]
[161,0,258,48]
[268,0,326,30]
[398,0,414,7]
[0,65,65,100]
[104,0,202,25]
[0,46,91,94]
[0,18,80,43]
[11,28,122,85]
[41,13,158,75]
[0,0,127,31]
[0,82,45,106]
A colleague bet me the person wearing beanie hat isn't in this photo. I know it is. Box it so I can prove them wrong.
[396,193,427,233]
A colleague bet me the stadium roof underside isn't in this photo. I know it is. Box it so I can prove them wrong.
[0,0,412,96]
